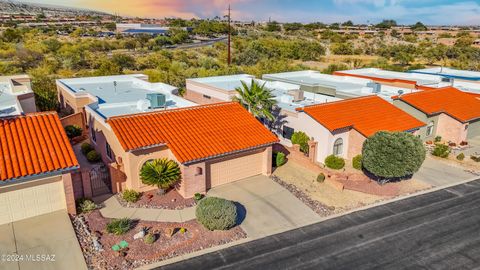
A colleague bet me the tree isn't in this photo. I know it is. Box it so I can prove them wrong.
[283,23,303,31]
[266,21,281,32]
[342,20,354,27]
[29,72,59,111]
[411,22,427,31]
[104,22,116,32]
[111,54,136,71]
[234,79,277,121]
[376,20,397,29]
[362,131,426,181]
[140,158,181,193]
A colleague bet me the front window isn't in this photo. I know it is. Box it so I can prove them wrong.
[333,138,343,156]
[106,142,113,160]
[426,121,435,137]
[283,126,294,140]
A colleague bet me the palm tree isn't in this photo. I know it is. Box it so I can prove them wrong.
[140,158,181,194]
[234,79,277,121]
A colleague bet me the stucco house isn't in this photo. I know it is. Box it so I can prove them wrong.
[392,87,480,144]
[0,112,79,225]
[284,96,426,163]
[56,75,278,198]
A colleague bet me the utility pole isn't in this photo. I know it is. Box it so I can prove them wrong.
[227,4,231,66]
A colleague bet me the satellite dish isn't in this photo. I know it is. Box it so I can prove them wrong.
[136,99,150,111]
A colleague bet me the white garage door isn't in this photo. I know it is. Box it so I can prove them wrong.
[0,180,67,225]
[209,152,264,188]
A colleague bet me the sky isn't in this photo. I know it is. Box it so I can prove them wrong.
[26,0,480,25]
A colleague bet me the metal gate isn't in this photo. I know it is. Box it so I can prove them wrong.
[89,165,111,197]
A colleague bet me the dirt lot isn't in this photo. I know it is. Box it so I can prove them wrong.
[273,161,430,211]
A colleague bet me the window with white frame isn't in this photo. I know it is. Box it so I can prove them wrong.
[106,142,113,160]
[333,138,343,156]
[426,121,435,137]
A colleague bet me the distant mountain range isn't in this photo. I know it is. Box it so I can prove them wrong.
[0,0,111,17]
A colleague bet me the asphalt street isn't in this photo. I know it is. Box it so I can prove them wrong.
[160,178,480,270]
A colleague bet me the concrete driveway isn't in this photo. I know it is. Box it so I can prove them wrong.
[414,157,474,187]
[207,175,321,238]
[0,210,87,270]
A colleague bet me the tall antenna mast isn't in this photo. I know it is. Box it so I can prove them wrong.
[227,4,231,66]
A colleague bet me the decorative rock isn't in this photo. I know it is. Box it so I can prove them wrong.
[133,230,145,240]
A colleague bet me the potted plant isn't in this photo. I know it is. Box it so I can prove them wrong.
[140,158,181,195]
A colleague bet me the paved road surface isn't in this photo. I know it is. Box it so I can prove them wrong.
[160,178,480,270]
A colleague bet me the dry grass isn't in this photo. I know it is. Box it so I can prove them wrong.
[273,161,382,210]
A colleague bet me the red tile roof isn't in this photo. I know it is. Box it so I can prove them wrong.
[299,96,425,137]
[107,102,279,164]
[393,87,480,122]
[0,112,79,181]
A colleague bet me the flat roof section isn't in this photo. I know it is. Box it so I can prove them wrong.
[58,74,196,119]
[410,67,480,81]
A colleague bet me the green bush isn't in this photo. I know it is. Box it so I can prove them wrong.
[140,158,181,191]
[456,153,465,161]
[86,150,101,163]
[122,189,141,203]
[144,233,156,244]
[432,144,450,158]
[274,152,286,167]
[362,131,426,179]
[81,142,93,155]
[317,173,325,183]
[65,125,82,139]
[106,218,133,235]
[76,198,96,213]
[434,136,442,143]
[325,155,345,170]
[352,155,363,170]
[291,131,310,153]
[194,193,204,202]
[196,197,237,231]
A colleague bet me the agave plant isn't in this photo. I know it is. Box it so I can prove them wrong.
[234,79,277,121]
[140,158,181,194]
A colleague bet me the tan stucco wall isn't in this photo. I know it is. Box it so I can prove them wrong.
[57,83,94,114]
[436,113,468,144]
[183,88,226,105]
[347,129,366,160]
[184,80,236,104]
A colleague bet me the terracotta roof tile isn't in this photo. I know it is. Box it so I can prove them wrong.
[0,112,79,181]
[300,96,426,137]
[108,102,279,164]
[393,87,480,122]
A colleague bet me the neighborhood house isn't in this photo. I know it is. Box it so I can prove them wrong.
[0,75,36,116]
[0,112,79,225]
[393,87,480,144]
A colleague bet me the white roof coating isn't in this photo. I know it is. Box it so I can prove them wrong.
[262,70,417,102]
[188,74,342,112]
[410,67,480,81]
[58,74,196,118]
[0,75,33,116]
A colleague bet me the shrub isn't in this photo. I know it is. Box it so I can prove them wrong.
[324,155,345,170]
[456,153,465,161]
[352,155,363,170]
[140,158,181,191]
[434,136,442,143]
[432,144,450,158]
[65,125,82,139]
[194,193,204,202]
[76,198,96,213]
[274,152,286,167]
[362,131,426,179]
[106,218,133,235]
[291,131,310,154]
[317,173,325,183]
[122,189,141,203]
[472,155,480,162]
[86,150,101,163]
[144,233,156,244]
[196,197,237,231]
[81,142,93,155]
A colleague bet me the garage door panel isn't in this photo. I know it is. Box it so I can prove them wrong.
[209,152,263,188]
[0,180,67,225]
